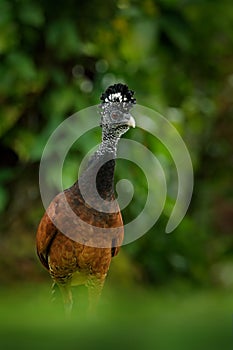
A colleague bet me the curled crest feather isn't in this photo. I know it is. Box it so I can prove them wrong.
[100,83,136,108]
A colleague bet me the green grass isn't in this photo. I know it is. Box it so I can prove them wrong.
[0,284,233,350]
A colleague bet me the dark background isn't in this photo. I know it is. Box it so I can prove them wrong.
[0,0,233,348]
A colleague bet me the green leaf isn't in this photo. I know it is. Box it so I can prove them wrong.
[18,3,44,27]
[0,186,9,212]
[46,20,81,59]
[0,106,22,137]
[7,52,36,81]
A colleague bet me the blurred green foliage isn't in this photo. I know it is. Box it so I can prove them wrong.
[0,0,233,294]
[1,285,233,350]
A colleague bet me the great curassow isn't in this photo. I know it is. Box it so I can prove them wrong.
[36,83,136,315]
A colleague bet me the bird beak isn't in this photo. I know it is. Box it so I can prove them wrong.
[126,115,136,128]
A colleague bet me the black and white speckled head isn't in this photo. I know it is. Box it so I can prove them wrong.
[99,83,136,137]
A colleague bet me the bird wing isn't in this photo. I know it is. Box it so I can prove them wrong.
[110,210,124,257]
[36,200,59,270]
[36,187,124,269]
[111,246,120,257]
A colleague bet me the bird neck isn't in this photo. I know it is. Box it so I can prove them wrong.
[94,131,119,200]
[79,130,119,202]
[96,130,120,158]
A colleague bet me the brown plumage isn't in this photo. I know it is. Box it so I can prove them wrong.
[36,83,136,315]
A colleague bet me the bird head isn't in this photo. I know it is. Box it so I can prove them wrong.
[99,83,136,138]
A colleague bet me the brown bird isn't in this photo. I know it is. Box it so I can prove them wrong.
[36,83,136,315]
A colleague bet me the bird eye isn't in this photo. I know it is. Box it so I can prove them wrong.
[111,112,121,120]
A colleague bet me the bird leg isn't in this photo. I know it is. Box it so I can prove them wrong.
[58,283,73,318]
[86,275,106,314]
[51,281,57,303]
